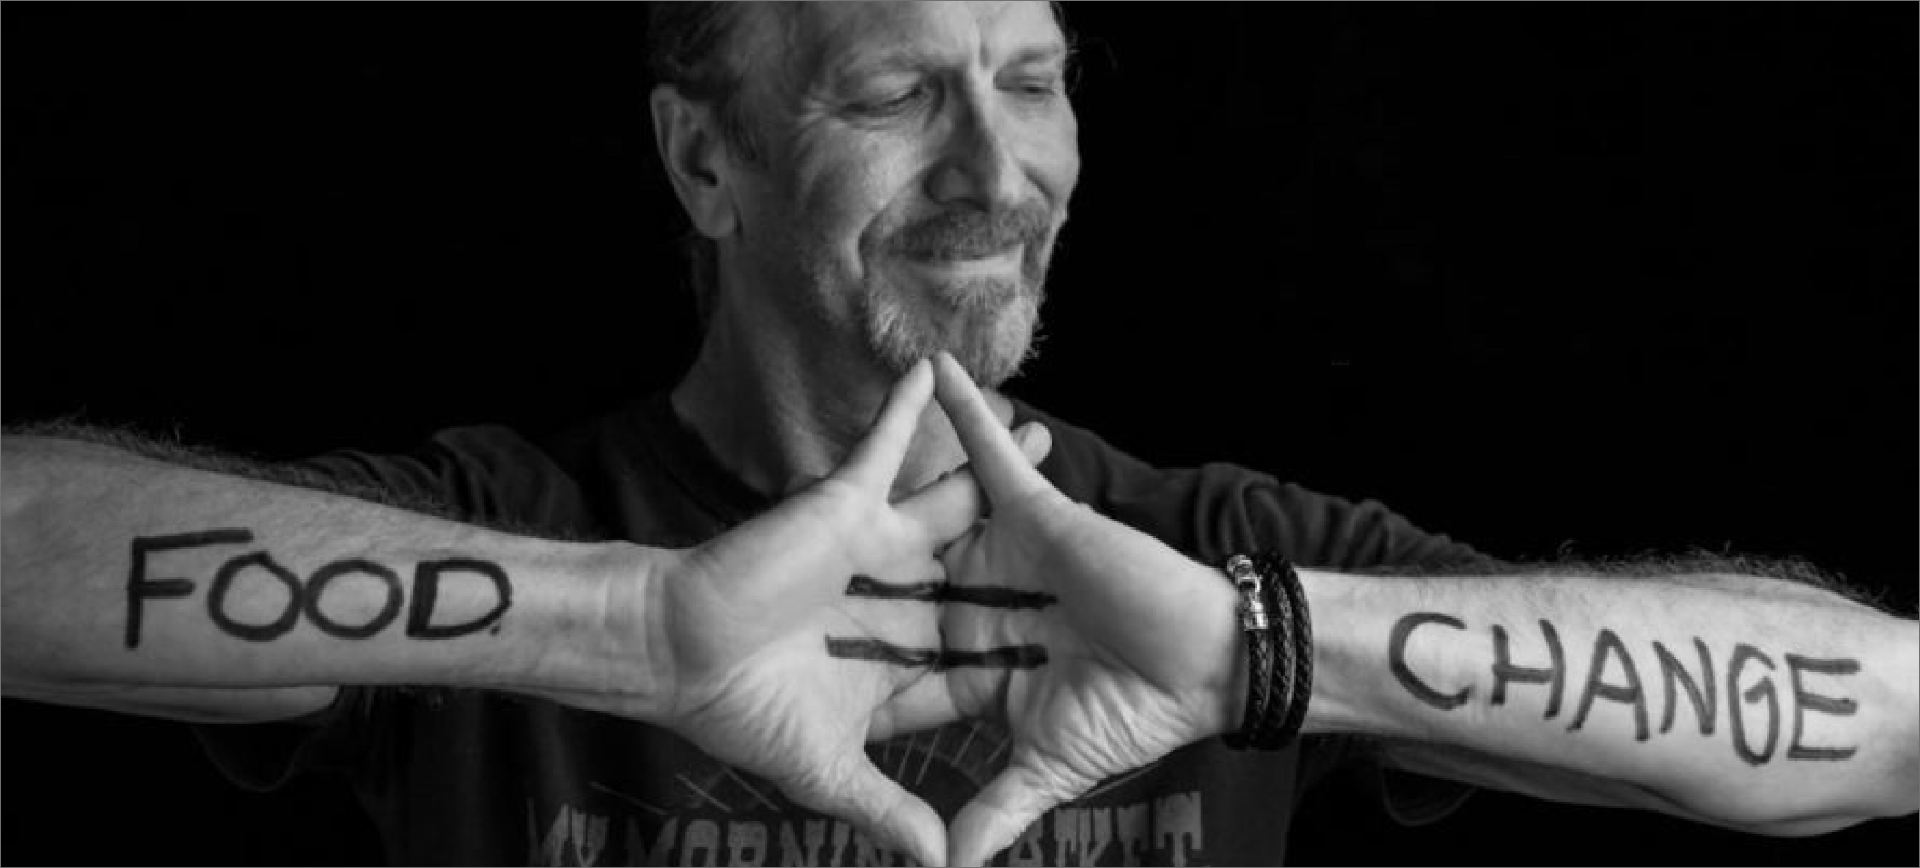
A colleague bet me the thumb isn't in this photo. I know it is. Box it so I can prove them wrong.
[839,358,935,493]
[947,758,1085,867]
[788,755,948,868]
[896,420,1053,545]
[931,352,1050,503]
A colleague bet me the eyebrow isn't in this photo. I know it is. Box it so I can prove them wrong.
[1007,42,1071,68]
[833,49,942,82]
[831,40,1071,84]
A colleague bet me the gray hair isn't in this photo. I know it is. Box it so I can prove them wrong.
[643,2,1073,328]
[646,2,777,325]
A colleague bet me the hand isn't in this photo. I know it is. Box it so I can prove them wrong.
[650,360,962,864]
[530,360,1028,865]
[656,359,1053,866]
[928,352,1245,866]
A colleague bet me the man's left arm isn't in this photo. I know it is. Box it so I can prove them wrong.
[1301,566,1919,835]
[928,355,1915,864]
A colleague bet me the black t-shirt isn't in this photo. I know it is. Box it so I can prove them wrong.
[198,393,1490,866]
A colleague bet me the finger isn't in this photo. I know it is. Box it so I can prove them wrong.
[788,755,948,868]
[897,421,1053,543]
[947,758,1086,867]
[931,352,1049,501]
[869,671,965,742]
[1013,421,1054,469]
[839,358,935,492]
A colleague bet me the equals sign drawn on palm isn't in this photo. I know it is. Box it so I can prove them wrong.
[826,574,1055,669]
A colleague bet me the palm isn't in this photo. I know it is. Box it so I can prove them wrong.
[938,490,1235,813]
[545,361,1025,866]
[668,481,944,798]
[925,354,1243,865]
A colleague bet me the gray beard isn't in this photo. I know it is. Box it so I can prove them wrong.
[856,274,1044,388]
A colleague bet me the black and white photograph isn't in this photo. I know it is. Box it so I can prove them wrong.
[4,3,1915,865]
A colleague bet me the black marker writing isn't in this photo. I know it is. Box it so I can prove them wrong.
[1654,638,1715,736]
[1567,628,1650,742]
[844,576,944,602]
[1387,612,1471,710]
[1728,643,1779,765]
[1784,654,1859,761]
[938,645,1049,669]
[942,586,1058,609]
[1385,612,1861,766]
[1491,619,1564,717]
[844,575,1058,609]
[825,637,940,668]
[303,559,404,639]
[123,529,512,646]
[407,558,512,639]
[206,551,304,642]
[824,637,1050,670]
[127,529,254,647]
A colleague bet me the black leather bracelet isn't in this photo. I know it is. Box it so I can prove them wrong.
[1252,553,1293,748]
[1267,560,1313,748]
[1259,552,1313,750]
[1222,551,1314,751]
[1221,554,1274,750]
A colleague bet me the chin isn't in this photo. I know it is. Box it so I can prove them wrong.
[929,307,1040,388]
[857,264,1046,387]
[955,314,1039,387]
[859,306,1036,389]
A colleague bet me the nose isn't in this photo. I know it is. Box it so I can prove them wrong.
[926,84,1024,212]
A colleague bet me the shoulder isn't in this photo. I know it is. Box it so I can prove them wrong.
[1007,397,1489,570]
[1007,397,1278,555]
[1007,398,1163,492]
[292,422,592,537]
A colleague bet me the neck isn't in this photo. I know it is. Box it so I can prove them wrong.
[671,301,1013,502]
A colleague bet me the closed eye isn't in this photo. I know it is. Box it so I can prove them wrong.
[1010,79,1061,100]
[1001,67,1065,104]
[851,83,932,118]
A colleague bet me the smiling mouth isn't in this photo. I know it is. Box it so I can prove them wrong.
[904,246,1023,278]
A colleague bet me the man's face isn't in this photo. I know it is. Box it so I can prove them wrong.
[725,1,1079,387]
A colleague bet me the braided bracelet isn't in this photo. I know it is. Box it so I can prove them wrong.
[1221,554,1276,750]
[1222,552,1314,751]
[1260,551,1313,750]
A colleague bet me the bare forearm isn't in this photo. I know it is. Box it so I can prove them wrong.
[1300,568,1919,829]
[2,435,667,719]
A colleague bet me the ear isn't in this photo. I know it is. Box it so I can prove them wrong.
[649,84,740,241]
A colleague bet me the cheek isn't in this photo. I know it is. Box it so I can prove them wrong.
[1035,112,1081,204]
[798,153,926,263]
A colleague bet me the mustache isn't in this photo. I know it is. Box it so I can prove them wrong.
[888,204,1053,262]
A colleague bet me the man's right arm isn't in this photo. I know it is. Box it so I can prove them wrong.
[4,364,1029,863]
[2,433,668,723]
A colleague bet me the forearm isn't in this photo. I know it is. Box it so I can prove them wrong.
[1299,568,1918,829]
[3,435,669,718]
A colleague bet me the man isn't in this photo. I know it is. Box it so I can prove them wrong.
[4,3,1915,866]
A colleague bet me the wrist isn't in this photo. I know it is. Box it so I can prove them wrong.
[511,540,678,722]
[1293,567,1367,735]
[1213,578,1253,740]
[1190,560,1250,740]
[1216,553,1315,750]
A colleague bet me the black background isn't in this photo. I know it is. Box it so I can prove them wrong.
[4,3,1915,865]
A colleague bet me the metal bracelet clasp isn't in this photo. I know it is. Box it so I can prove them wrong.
[1227,555,1269,631]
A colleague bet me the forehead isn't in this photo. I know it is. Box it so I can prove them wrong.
[777,1,1067,81]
